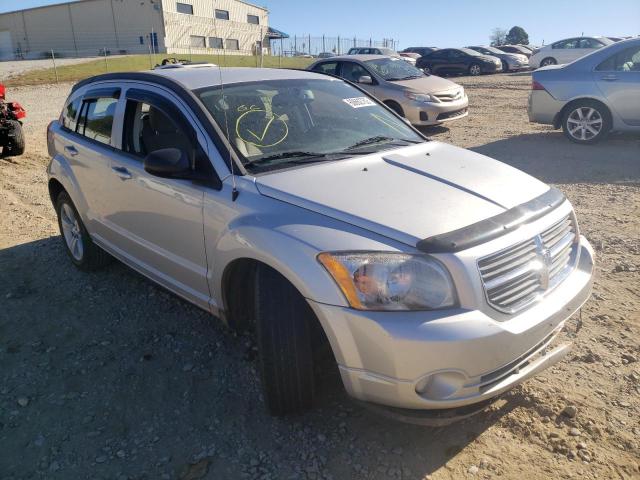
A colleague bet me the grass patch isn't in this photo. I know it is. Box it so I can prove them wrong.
[6,54,315,86]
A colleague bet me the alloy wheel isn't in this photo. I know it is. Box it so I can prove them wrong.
[566,107,603,142]
[60,203,84,261]
[469,64,481,76]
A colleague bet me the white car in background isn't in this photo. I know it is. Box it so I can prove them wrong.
[530,36,613,68]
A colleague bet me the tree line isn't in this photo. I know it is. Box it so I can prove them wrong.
[490,26,529,46]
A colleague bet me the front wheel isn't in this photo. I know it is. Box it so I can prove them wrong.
[421,64,432,75]
[2,120,25,157]
[468,63,482,76]
[540,57,557,67]
[561,101,611,144]
[55,192,112,270]
[255,265,315,416]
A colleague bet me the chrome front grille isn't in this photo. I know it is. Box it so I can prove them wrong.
[433,89,463,102]
[478,214,578,313]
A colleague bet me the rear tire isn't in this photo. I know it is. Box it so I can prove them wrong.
[55,191,112,271]
[2,120,25,157]
[501,60,509,73]
[468,63,482,76]
[255,265,315,416]
[561,100,611,144]
[540,57,557,67]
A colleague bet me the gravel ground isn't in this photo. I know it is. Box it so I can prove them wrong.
[1,73,639,480]
[0,58,103,81]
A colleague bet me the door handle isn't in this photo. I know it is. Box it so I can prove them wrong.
[64,145,78,157]
[601,75,618,81]
[112,166,132,180]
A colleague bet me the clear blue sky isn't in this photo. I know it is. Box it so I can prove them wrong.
[1,0,638,47]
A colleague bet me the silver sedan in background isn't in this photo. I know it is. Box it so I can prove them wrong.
[529,37,640,144]
[308,55,469,126]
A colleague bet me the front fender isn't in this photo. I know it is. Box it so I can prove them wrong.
[204,186,412,313]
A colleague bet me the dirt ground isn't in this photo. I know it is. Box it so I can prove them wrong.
[0,73,639,480]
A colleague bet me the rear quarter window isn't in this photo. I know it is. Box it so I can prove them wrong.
[61,97,82,131]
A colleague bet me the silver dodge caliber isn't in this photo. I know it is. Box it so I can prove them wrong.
[47,67,594,419]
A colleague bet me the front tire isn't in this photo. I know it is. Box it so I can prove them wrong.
[561,100,611,144]
[384,101,404,117]
[421,64,432,75]
[540,57,557,67]
[468,63,482,76]
[2,120,25,157]
[255,265,315,416]
[55,191,111,271]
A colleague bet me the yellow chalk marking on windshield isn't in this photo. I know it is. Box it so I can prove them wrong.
[247,115,276,142]
[236,109,289,148]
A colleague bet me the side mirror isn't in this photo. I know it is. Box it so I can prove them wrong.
[358,75,373,85]
[144,148,190,177]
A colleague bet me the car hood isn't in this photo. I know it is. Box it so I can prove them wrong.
[390,75,461,94]
[254,142,550,248]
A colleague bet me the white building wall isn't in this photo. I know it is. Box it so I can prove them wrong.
[160,0,269,55]
[0,0,268,60]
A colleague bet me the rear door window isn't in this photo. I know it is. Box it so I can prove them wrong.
[76,97,118,145]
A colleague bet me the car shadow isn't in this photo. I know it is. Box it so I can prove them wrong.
[0,236,532,479]
[416,124,450,136]
[470,131,640,184]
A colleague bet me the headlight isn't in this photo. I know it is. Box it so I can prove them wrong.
[404,91,437,103]
[318,252,457,311]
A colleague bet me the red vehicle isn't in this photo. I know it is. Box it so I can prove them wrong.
[0,83,26,157]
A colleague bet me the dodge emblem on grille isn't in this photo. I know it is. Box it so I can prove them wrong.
[534,235,552,290]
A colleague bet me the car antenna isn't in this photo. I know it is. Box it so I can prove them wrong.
[216,64,239,201]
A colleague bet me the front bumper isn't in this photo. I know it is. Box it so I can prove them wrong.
[507,61,530,71]
[405,96,469,126]
[309,238,593,410]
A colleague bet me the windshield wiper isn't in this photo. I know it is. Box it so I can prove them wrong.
[243,151,330,168]
[345,136,422,150]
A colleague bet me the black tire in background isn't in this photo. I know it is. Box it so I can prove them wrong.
[468,63,482,76]
[421,64,432,75]
[501,60,509,73]
[254,265,315,416]
[561,100,612,145]
[2,120,25,157]
[384,101,404,118]
[55,191,112,271]
[540,57,557,67]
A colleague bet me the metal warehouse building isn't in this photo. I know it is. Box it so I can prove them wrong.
[0,0,270,60]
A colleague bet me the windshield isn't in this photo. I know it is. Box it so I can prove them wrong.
[364,57,424,80]
[459,48,483,56]
[196,78,424,173]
